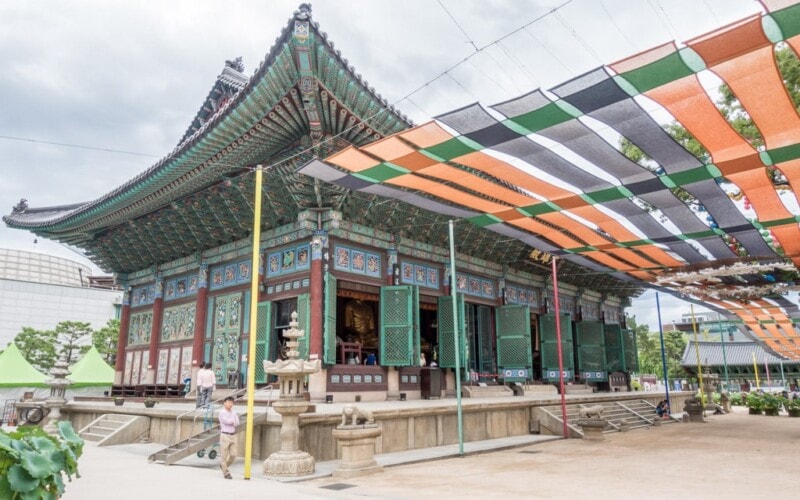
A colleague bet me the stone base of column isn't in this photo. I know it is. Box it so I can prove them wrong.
[685,409,706,423]
[263,450,316,477]
[332,424,383,478]
[577,418,606,441]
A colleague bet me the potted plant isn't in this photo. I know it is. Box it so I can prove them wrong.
[113,397,125,406]
[763,393,782,416]
[746,392,764,415]
[143,398,158,408]
[784,397,800,417]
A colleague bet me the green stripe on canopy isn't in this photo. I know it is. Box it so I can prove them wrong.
[618,51,695,94]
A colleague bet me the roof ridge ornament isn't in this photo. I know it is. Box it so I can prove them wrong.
[12,198,28,214]
[295,3,312,19]
[224,56,245,73]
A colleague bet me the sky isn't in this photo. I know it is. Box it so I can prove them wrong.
[0,0,768,330]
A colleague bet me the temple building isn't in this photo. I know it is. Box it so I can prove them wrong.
[2,5,635,399]
[8,2,800,401]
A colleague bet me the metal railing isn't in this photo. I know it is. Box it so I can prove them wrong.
[171,386,277,444]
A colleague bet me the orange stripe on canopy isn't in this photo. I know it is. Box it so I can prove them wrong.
[385,175,509,214]
[454,151,574,200]
[399,121,455,148]
[693,44,800,150]
[413,164,538,206]
[687,15,772,67]
[326,146,381,172]
[644,76,799,256]
[362,136,418,160]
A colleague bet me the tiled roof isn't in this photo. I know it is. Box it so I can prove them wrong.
[681,341,800,367]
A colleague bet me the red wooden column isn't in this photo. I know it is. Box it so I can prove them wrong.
[309,230,327,358]
[192,263,209,366]
[114,287,132,384]
[147,275,164,382]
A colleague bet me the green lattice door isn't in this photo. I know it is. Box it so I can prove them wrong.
[604,323,623,372]
[575,321,607,382]
[323,272,337,365]
[254,300,272,384]
[379,286,419,366]
[495,304,532,382]
[437,294,466,370]
[539,313,574,382]
[211,292,243,383]
[622,328,639,372]
[295,293,311,360]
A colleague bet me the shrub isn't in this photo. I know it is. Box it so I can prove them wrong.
[783,397,800,410]
[0,421,84,499]
[746,392,764,410]
[762,393,782,410]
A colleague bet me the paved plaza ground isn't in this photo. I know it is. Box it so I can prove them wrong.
[61,405,798,499]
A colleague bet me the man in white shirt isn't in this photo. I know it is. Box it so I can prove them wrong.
[196,362,216,408]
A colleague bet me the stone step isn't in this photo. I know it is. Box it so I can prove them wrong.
[80,432,106,442]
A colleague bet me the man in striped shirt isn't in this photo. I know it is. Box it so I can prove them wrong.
[218,396,240,479]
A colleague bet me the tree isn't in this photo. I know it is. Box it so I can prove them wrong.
[13,326,57,373]
[628,315,687,379]
[53,321,94,365]
[92,319,120,366]
[12,320,104,372]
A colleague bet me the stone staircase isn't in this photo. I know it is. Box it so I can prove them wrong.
[79,414,149,446]
[538,400,678,437]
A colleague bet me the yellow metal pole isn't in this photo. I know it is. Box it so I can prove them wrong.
[752,351,760,390]
[244,166,263,479]
[690,306,705,414]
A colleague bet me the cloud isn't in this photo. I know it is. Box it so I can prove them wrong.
[0,0,764,278]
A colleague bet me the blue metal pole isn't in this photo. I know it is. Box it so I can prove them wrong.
[717,314,730,391]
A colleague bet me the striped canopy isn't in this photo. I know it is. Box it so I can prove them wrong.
[304,0,800,359]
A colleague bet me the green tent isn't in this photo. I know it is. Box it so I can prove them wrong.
[0,343,48,388]
[68,346,114,387]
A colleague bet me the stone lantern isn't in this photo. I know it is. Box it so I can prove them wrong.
[43,356,71,434]
[263,311,321,477]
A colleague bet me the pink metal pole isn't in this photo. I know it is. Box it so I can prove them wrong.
[552,257,568,438]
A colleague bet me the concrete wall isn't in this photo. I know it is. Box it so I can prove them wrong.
[62,393,691,461]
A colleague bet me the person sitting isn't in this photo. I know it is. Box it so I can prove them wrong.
[655,400,670,418]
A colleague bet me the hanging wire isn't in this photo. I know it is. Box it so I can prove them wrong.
[647,0,680,40]
[436,0,479,53]
[0,134,160,158]
[701,0,721,26]
[599,0,638,48]
[496,39,543,90]
[521,26,575,75]
[443,71,478,102]
[480,45,525,95]
[554,10,603,64]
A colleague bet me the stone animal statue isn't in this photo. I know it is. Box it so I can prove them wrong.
[341,404,375,426]
[579,404,605,419]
